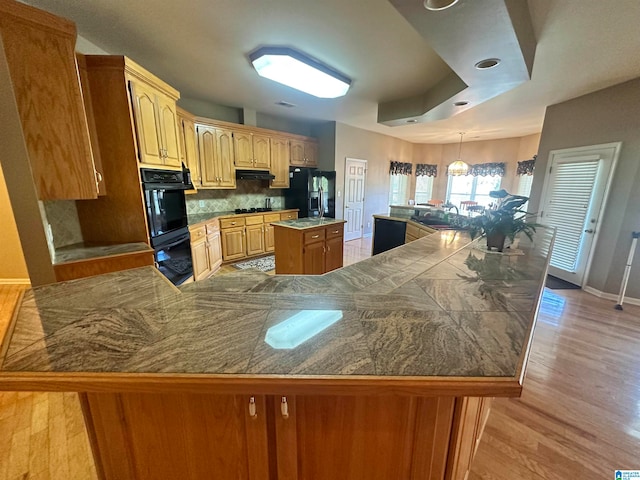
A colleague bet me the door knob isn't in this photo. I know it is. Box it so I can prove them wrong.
[584,229,594,233]
[345,205,349,208]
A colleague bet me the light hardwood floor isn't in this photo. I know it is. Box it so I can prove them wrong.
[1,239,640,479]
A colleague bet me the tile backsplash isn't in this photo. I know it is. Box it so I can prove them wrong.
[186,181,284,214]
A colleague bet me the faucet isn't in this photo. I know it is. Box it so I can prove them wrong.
[442,203,459,216]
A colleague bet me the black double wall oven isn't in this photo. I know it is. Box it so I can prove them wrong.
[141,168,193,286]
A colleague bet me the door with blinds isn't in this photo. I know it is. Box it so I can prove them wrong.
[539,143,620,286]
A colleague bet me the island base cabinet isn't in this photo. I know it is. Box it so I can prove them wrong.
[80,392,490,480]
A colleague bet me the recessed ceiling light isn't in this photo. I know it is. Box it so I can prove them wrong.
[475,58,501,70]
[275,100,296,108]
[423,0,459,11]
[249,47,351,98]
[453,101,469,106]
[406,119,418,123]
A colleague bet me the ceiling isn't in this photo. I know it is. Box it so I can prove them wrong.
[24,0,640,144]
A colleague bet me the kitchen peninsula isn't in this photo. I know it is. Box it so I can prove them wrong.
[0,228,554,480]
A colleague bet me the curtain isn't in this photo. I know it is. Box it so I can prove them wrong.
[468,162,506,177]
[389,161,412,175]
[517,155,537,176]
[416,164,437,177]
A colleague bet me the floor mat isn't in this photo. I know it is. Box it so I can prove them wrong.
[232,255,275,272]
[545,274,580,290]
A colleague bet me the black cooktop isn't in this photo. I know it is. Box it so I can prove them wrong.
[234,208,273,214]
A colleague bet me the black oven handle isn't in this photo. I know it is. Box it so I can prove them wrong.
[143,182,190,191]
[155,232,190,250]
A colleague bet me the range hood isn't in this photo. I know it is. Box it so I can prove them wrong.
[236,169,275,180]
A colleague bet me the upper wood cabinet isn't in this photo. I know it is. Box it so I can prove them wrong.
[233,131,271,169]
[270,137,290,189]
[0,0,99,200]
[196,123,236,189]
[177,108,199,192]
[290,139,318,167]
[128,77,181,168]
[76,53,106,196]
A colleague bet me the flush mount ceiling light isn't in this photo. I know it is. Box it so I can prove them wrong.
[249,47,351,99]
[448,132,469,176]
[424,0,459,11]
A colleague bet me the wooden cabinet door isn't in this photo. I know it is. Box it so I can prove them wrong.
[128,78,164,166]
[221,227,246,261]
[180,116,199,187]
[207,231,223,273]
[233,131,254,168]
[264,224,275,252]
[157,94,181,167]
[274,396,454,480]
[290,139,305,166]
[191,237,210,281]
[84,393,270,480]
[253,134,271,169]
[303,241,325,275]
[246,224,265,257]
[270,137,290,188]
[216,128,236,188]
[304,141,318,166]
[0,1,98,200]
[325,236,343,272]
[197,125,218,187]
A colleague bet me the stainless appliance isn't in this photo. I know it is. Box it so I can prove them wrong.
[141,168,193,286]
[284,167,336,218]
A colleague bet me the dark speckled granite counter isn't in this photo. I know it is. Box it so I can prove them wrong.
[0,228,554,395]
[187,208,299,226]
[51,242,152,265]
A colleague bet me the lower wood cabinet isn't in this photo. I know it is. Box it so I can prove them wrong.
[53,250,154,282]
[189,220,222,281]
[221,226,246,261]
[81,392,491,480]
[274,222,345,274]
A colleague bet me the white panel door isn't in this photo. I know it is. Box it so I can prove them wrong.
[539,143,620,286]
[344,158,367,242]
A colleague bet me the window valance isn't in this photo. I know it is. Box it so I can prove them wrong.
[468,162,506,177]
[389,161,412,175]
[517,155,537,176]
[416,164,438,177]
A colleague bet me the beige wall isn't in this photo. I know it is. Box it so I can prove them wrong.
[0,163,28,281]
[334,123,415,235]
[530,77,640,298]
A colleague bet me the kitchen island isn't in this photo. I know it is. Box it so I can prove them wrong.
[0,228,554,480]
[272,217,347,274]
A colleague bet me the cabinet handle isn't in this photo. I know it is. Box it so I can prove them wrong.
[311,234,320,239]
[231,222,236,225]
[323,246,326,253]
[280,396,289,419]
[249,397,257,418]
[95,171,103,183]
[332,230,339,234]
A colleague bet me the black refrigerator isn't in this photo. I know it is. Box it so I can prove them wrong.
[284,167,336,218]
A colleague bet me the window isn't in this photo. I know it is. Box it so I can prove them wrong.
[414,176,434,205]
[446,175,502,207]
[517,174,534,213]
[389,174,409,206]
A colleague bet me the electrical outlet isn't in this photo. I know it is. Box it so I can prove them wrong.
[199,200,205,208]
[367,222,371,228]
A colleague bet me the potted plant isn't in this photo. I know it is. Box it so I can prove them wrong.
[467,190,537,252]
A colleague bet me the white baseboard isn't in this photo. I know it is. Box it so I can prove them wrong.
[582,285,640,306]
[0,278,31,285]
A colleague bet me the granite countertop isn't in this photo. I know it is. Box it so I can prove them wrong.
[0,228,554,394]
[188,209,299,226]
[271,218,347,230]
[51,242,153,265]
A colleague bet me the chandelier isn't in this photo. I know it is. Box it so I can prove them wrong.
[448,132,469,176]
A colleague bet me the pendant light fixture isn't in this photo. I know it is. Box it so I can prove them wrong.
[448,132,469,176]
